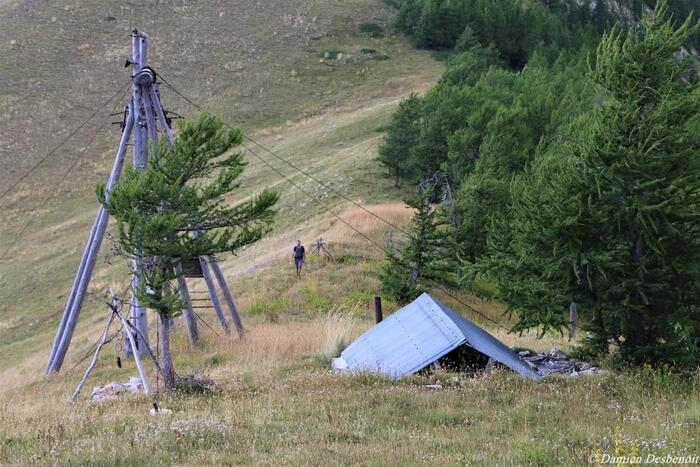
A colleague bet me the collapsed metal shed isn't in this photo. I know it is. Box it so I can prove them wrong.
[332,293,541,380]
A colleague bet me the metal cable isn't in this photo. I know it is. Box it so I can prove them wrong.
[190,308,223,339]
[0,83,130,201]
[0,84,131,261]
[158,74,410,236]
[69,319,124,371]
[156,78,509,331]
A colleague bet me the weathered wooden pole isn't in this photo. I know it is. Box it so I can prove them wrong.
[209,258,244,337]
[46,104,135,374]
[48,30,245,373]
[70,311,116,402]
[111,290,150,395]
[125,31,150,358]
[174,262,200,347]
[374,296,383,323]
[149,85,174,142]
[569,302,577,339]
[199,257,231,334]
[47,210,102,369]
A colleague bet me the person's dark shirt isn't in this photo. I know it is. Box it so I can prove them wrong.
[293,246,305,258]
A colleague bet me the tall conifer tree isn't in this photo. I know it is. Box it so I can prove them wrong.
[99,113,279,388]
[380,194,456,303]
[378,93,423,187]
[487,2,700,366]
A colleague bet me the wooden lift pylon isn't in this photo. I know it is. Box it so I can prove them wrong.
[46,30,244,375]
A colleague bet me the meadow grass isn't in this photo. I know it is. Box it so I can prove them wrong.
[0,312,697,465]
[1,214,697,464]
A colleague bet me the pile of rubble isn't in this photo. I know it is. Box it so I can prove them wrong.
[519,349,603,377]
[90,376,144,402]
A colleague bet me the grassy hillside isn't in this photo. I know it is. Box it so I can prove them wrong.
[0,1,698,465]
[0,0,440,362]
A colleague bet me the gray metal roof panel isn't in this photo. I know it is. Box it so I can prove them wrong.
[433,299,541,379]
[341,294,465,377]
[339,293,541,380]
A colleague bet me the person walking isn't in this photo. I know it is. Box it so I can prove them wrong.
[292,239,306,279]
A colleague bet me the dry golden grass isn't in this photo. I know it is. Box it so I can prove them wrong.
[210,314,363,380]
[319,202,414,247]
[0,315,697,465]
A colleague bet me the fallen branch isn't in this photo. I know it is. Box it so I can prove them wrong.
[70,311,116,402]
[109,288,150,395]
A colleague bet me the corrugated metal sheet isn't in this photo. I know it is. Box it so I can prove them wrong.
[335,293,541,380]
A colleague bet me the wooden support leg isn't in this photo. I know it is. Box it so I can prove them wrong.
[208,257,244,337]
[48,214,101,370]
[199,256,231,334]
[150,84,174,143]
[140,84,159,141]
[174,262,199,347]
[47,104,134,375]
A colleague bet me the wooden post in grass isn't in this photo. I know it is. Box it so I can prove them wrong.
[569,302,577,339]
[374,296,383,323]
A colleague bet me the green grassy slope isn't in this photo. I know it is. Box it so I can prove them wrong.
[0,0,441,367]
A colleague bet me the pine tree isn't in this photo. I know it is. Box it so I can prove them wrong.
[380,194,456,303]
[99,113,279,388]
[395,0,423,36]
[414,0,465,49]
[378,93,423,187]
[580,2,700,364]
[488,2,700,366]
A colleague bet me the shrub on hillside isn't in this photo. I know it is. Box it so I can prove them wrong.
[358,21,384,37]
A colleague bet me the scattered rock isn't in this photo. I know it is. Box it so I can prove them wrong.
[424,384,443,390]
[520,349,603,377]
[124,376,144,393]
[149,406,173,416]
[579,367,604,377]
[360,48,390,60]
[90,377,144,401]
